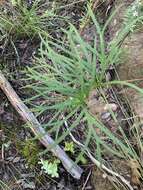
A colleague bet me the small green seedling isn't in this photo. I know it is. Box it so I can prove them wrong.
[79,155,87,164]
[64,141,75,153]
[11,0,21,6]
[38,159,60,178]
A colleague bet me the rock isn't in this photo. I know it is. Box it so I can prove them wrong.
[6,156,14,161]
[106,72,112,81]
[21,173,35,178]
[3,173,9,181]
[104,103,118,112]
[87,89,106,118]
[13,156,21,163]
[101,112,111,121]
[22,181,35,189]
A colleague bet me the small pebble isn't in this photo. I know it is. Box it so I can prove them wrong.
[22,181,35,189]
[6,156,14,161]
[20,163,26,170]
[3,173,9,181]
[25,163,29,169]
[104,103,117,112]
[21,173,35,178]
[13,156,21,163]
[102,173,107,179]
[101,112,111,121]
[16,179,24,184]
[106,72,111,81]
[85,186,93,190]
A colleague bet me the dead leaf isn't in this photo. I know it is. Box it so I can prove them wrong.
[129,159,141,185]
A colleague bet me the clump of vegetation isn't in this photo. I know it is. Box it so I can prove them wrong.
[20,139,40,167]
[0,0,61,40]
[64,141,75,153]
[25,5,143,168]
[0,180,11,190]
[39,158,60,178]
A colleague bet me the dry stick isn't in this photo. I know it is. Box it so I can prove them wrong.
[0,71,83,179]
[81,170,92,190]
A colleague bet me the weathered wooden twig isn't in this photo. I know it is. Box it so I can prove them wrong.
[0,71,83,179]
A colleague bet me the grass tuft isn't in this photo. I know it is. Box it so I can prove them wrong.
[0,0,65,40]
[25,4,143,177]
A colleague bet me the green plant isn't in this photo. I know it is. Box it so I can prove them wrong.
[64,141,75,153]
[21,139,40,167]
[38,158,60,178]
[11,0,21,6]
[0,180,11,190]
[0,0,63,40]
[25,5,143,171]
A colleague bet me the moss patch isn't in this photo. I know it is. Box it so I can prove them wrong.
[17,138,40,168]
